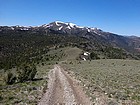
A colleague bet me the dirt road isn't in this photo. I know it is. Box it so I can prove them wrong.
[38,65,92,105]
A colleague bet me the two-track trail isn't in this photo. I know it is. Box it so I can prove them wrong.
[38,65,92,105]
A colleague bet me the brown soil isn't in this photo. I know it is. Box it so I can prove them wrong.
[38,65,92,105]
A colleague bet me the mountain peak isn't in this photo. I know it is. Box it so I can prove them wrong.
[41,21,100,32]
[0,21,104,36]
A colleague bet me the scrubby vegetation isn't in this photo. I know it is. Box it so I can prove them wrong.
[0,30,137,70]
[4,63,37,85]
[17,63,37,82]
[62,59,140,104]
[0,46,82,104]
[0,29,139,104]
[4,71,16,85]
[0,64,52,105]
[0,31,89,70]
[90,52,100,59]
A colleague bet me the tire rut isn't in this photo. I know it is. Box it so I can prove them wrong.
[38,65,92,105]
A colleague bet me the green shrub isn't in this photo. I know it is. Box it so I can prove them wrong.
[17,63,37,82]
[4,71,16,85]
[0,96,3,101]
[90,52,100,60]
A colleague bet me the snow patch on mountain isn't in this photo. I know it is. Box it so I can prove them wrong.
[76,26,84,28]
[42,24,51,28]
[55,21,65,24]
[55,21,63,26]
[68,23,76,28]
[58,26,63,30]
[66,26,71,29]
[91,28,95,30]
[85,28,90,32]
[11,27,14,30]
[1,21,104,36]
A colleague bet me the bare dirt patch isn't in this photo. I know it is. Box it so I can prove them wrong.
[38,65,92,105]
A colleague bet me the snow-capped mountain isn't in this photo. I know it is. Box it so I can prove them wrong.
[41,21,103,35]
[42,21,78,29]
[0,21,108,40]
[0,21,105,36]
[0,21,140,53]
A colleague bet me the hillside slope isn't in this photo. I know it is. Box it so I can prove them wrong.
[1,21,140,54]
[62,59,140,105]
[0,21,140,69]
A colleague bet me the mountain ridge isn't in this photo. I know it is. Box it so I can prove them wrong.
[0,21,139,37]
[0,21,122,35]
[0,21,140,70]
[0,21,140,54]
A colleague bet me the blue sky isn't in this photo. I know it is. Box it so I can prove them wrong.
[0,0,140,36]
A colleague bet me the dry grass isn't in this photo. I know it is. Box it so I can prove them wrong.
[0,47,82,105]
[62,59,140,104]
[0,64,53,105]
[47,47,82,61]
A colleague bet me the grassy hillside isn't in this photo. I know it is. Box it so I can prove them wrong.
[1,30,138,70]
[0,47,82,104]
[62,59,140,105]
[0,31,88,70]
[0,29,139,104]
[1,45,140,104]
[0,64,53,105]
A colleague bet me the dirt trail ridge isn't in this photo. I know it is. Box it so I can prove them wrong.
[38,65,92,105]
